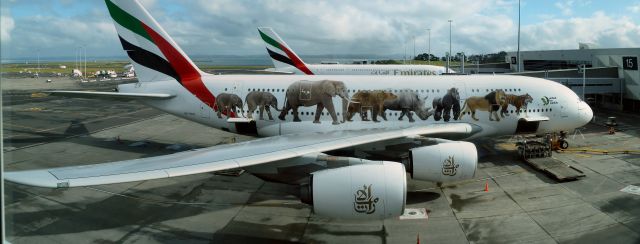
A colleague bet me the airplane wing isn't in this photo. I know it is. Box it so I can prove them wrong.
[47,90,175,101]
[5,123,480,188]
[523,116,550,122]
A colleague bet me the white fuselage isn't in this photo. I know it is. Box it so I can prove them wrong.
[119,74,592,139]
[276,64,450,76]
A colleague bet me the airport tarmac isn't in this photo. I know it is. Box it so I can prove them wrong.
[3,80,640,243]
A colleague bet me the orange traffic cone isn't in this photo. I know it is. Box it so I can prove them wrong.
[484,181,489,192]
[417,234,420,244]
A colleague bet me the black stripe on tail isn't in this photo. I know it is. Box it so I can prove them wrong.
[118,35,180,82]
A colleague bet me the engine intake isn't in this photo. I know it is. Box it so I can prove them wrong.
[301,161,406,220]
[404,142,477,182]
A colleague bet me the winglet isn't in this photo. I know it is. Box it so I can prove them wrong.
[258,27,314,75]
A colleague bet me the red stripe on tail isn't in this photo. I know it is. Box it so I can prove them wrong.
[142,23,236,117]
[279,44,314,75]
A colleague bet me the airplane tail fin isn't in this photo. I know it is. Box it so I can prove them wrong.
[105,0,204,83]
[105,0,217,108]
[258,27,314,75]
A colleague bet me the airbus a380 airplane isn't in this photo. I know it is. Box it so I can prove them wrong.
[6,0,592,220]
[258,27,450,75]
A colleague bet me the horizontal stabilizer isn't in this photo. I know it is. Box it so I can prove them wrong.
[259,69,295,75]
[47,90,175,101]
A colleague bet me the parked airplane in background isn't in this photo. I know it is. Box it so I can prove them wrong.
[258,27,450,75]
[6,0,592,220]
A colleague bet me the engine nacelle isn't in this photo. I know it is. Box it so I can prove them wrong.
[301,162,406,220]
[405,142,477,182]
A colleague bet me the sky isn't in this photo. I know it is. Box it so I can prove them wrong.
[1,0,639,61]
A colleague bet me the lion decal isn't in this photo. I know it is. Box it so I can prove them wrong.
[459,89,506,121]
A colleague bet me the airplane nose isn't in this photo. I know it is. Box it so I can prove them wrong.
[579,101,593,125]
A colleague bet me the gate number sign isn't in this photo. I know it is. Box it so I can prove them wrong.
[623,56,638,70]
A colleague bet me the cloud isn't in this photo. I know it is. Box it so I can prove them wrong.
[0,8,15,42]
[631,2,640,14]
[1,0,638,60]
[555,0,575,16]
[521,12,640,50]
[1,2,122,59]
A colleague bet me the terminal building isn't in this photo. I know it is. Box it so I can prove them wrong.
[451,45,639,112]
[504,45,639,112]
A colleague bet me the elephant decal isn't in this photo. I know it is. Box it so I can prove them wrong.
[216,93,244,119]
[459,89,506,121]
[346,90,397,122]
[278,80,349,125]
[245,91,281,120]
[382,91,433,122]
[432,88,461,122]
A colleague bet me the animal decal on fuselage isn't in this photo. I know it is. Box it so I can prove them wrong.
[245,91,281,120]
[216,93,244,119]
[500,94,533,117]
[381,91,434,123]
[278,80,349,125]
[459,90,535,121]
[460,89,507,121]
[432,88,461,122]
[347,90,397,122]
[217,81,536,124]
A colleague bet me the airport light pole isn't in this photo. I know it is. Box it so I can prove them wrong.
[448,20,452,74]
[36,49,40,79]
[412,35,415,65]
[579,64,586,101]
[516,0,521,72]
[427,28,431,65]
[403,42,407,64]
[460,52,465,74]
[83,45,87,79]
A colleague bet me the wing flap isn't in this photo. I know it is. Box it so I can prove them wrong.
[523,116,550,122]
[5,123,480,188]
[47,90,175,100]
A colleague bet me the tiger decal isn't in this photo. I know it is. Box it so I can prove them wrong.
[500,93,533,117]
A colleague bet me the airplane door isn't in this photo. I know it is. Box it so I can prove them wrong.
[232,81,245,117]
[299,81,312,101]
[200,103,210,119]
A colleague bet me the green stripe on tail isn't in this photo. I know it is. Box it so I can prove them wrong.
[259,30,283,51]
[105,0,153,43]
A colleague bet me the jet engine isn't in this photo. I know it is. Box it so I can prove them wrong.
[403,142,477,182]
[300,161,406,220]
